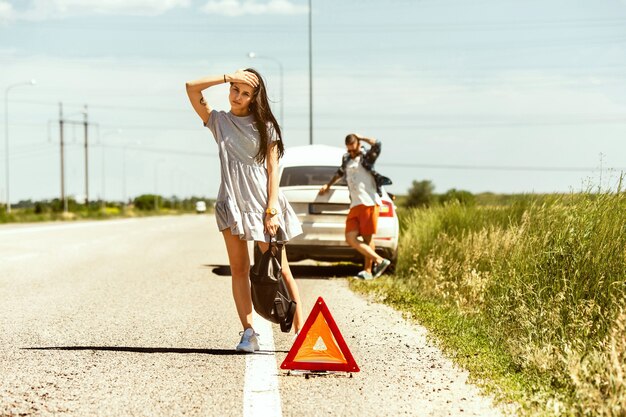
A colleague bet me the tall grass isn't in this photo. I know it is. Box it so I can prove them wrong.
[357,185,626,415]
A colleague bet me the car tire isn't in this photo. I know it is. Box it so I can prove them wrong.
[386,249,398,273]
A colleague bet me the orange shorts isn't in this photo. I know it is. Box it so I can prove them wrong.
[345,204,379,236]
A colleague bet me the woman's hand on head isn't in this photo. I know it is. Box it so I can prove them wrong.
[229,69,259,88]
[264,213,279,236]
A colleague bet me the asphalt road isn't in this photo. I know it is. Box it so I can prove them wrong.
[0,215,505,417]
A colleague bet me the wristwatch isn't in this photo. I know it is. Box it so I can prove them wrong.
[265,207,278,216]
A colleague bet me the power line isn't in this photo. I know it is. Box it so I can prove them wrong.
[8,121,202,133]
[92,143,217,158]
[288,118,626,129]
[320,19,626,32]
[8,115,626,133]
[377,162,626,173]
[10,99,189,114]
[12,142,623,173]
[314,35,626,53]
[7,92,626,123]
[4,140,217,160]
[22,17,626,33]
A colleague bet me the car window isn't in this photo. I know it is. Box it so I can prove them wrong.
[280,166,347,187]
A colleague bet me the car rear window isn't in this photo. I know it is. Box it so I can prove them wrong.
[280,166,347,187]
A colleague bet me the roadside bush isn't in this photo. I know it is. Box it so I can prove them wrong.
[439,188,476,206]
[404,179,435,208]
[34,202,46,214]
[50,199,64,213]
[364,185,626,416]
[133,194,160,211]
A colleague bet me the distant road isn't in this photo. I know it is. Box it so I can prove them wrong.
[0,215,504,417]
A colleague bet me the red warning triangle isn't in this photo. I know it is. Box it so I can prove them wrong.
[281,297,360,372]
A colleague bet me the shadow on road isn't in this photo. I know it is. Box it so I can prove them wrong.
[205,264,361,278]
[23,347,286,355]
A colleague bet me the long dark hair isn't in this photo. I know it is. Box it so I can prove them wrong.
[243,68,284,164]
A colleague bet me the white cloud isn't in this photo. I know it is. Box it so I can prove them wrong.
[0,1,15,22]
[201,0,307,16]
[8,0,189,20]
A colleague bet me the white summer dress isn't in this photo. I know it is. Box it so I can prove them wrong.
[205,110,302,242]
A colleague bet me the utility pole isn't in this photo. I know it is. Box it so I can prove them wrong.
[83,104,89,206]
[59,102,67,213]
[308,0,313,145]
[58,104,95,212]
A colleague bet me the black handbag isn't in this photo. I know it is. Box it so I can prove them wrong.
[249,232,296,333]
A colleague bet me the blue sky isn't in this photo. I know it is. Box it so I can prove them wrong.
[2,0,626,203]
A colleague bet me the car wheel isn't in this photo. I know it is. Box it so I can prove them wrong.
[387,249,398,273]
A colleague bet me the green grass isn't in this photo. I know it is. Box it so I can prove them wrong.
[0,205,212,224]
[353,184,626,416]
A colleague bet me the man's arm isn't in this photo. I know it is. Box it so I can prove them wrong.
[356,134,377,147]
[318,170,343,195]
[354,133,381,165]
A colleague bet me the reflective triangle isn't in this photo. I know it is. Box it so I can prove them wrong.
[281,297,360,372]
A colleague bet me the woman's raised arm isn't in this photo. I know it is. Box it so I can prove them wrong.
[185,71,259,125]
[185,75,226,125]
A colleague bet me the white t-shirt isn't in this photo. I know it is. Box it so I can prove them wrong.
[345,156,382,208]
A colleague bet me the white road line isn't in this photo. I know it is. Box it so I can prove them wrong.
[243,312,282,417]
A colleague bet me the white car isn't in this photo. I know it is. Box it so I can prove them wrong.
[195,201,207,213]
[277,144,399,269]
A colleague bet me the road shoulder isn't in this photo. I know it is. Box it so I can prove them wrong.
[274,277,507,417]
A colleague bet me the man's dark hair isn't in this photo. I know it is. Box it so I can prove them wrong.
[345,134,358,146]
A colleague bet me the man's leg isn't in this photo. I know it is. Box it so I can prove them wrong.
[346,205,382,278]
[359,205,390,278]
[362,234,375,273]
[345,230,383,265]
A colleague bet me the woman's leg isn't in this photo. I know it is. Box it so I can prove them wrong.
[257,241,304,334]
[222,230,253,330]
[280,249,305,333]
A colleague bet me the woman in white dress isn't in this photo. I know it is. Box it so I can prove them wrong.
[185,68,304,352]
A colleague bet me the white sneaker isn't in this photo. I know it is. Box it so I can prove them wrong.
[236,328,260,353]
[355,270,373,280]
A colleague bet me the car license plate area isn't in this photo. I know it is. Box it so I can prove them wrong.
[309,203,350,215]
